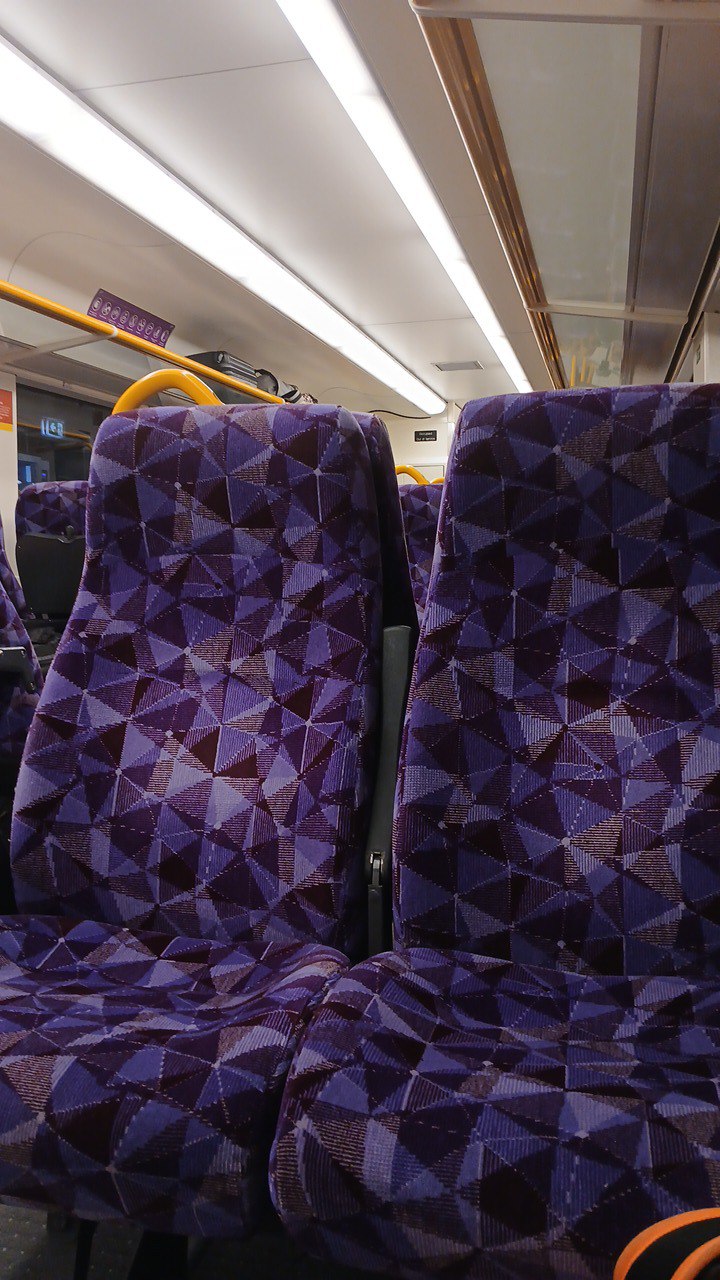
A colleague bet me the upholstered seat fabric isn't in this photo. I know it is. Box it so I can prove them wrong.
[272,945,720,1279]
[0,520,27,621]
[399,482,442,620]
[11,404,381,957]
[1,402,383,1235]
[272,385,720,1279]
[396,386,720,977]
[353,414,418,633]
[16,480,89,539]
[0,916,344,1236]
[0,581,41,764]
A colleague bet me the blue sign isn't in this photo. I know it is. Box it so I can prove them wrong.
[40,417,64,439]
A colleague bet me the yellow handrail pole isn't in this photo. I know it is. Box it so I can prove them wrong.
[432,477,444,484]
[395,464,430,484]
[18,420,92,449]
[113,369,222,414]
[0,279,282,405]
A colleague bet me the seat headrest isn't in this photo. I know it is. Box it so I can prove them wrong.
[442,385,720,564]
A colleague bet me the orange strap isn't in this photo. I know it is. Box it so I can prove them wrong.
[672,1235,720,1280]
[615,1211,720,1280]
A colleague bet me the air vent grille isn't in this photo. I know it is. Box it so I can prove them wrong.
[434,359,484,372]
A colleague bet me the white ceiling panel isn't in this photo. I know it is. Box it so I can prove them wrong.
[339,0,486,228]
[338,0,550,384]
[0,0,548,405]
[365,316,508,402]
[0,127,438,414]
[0,0,306,89]
[85,61,468,327]
[0,127,173,273]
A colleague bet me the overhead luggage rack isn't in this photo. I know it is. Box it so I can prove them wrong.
[0,279,283,406]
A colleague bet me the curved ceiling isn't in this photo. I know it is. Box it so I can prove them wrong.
[0,0,548,416]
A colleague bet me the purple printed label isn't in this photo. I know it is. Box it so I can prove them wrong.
[87,289,175,348]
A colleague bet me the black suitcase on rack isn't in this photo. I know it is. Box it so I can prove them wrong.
[189,351,260,404]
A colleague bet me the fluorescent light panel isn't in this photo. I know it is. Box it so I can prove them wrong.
[0,37,445,415]
[275,0,532,393]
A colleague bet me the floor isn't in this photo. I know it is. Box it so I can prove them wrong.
[0,1206,375,1279]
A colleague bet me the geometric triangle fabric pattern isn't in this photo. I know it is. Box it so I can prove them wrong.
[395,385,720,976]
[0,401,385,1237]
[11,403,382,955]
[353,415,418,632]
[0,916,345,1236]
[0,575,42,763]
[271,945,720,1279]
[15,479,89,538]
[399,481,442,621]
[0,515,27,621]
[271,385,720,1280]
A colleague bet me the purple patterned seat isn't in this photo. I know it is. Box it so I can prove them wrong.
[0,516,27,620]
[0,402,383,1236]
[271,385,720,1279]
[0,578,41,766]
[353,415,418,633]
[15,479,88,539]
[399,481,442,620]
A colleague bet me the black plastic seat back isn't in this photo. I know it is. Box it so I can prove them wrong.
[16,534,85,623]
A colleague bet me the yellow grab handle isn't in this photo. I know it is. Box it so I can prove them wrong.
[114,369,222,414]
[395,464,430,485]
[432,476,444,484]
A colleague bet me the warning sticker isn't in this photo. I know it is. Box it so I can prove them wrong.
[0,389,14,431]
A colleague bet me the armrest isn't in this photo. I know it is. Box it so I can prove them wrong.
[365,625,415,956]
[0,645,39,693]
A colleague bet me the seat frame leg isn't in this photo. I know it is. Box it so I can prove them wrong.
[127,1231,189,1280]
[73,1220,97,1280]
[47,1208,74,1233]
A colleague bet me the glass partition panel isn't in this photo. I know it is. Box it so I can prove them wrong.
[551,313,625,387]
[473,19,641,307]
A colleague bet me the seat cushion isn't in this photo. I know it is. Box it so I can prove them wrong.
[271,947,720,1280]
[0,916,345,1236]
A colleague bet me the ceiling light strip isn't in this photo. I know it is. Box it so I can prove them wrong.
[0,37,444,415]
[275,0,532,392]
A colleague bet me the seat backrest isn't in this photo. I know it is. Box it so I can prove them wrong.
[15,534,85,623]
[399,482,442,620]
[0,581,42,769]
[353,413,418,634]
[16,480,88,540]
[11,404,382,956]
[0,518,27,620]
[394,385,720,978]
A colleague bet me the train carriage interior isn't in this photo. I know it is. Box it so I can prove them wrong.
[0,2,716,1278]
